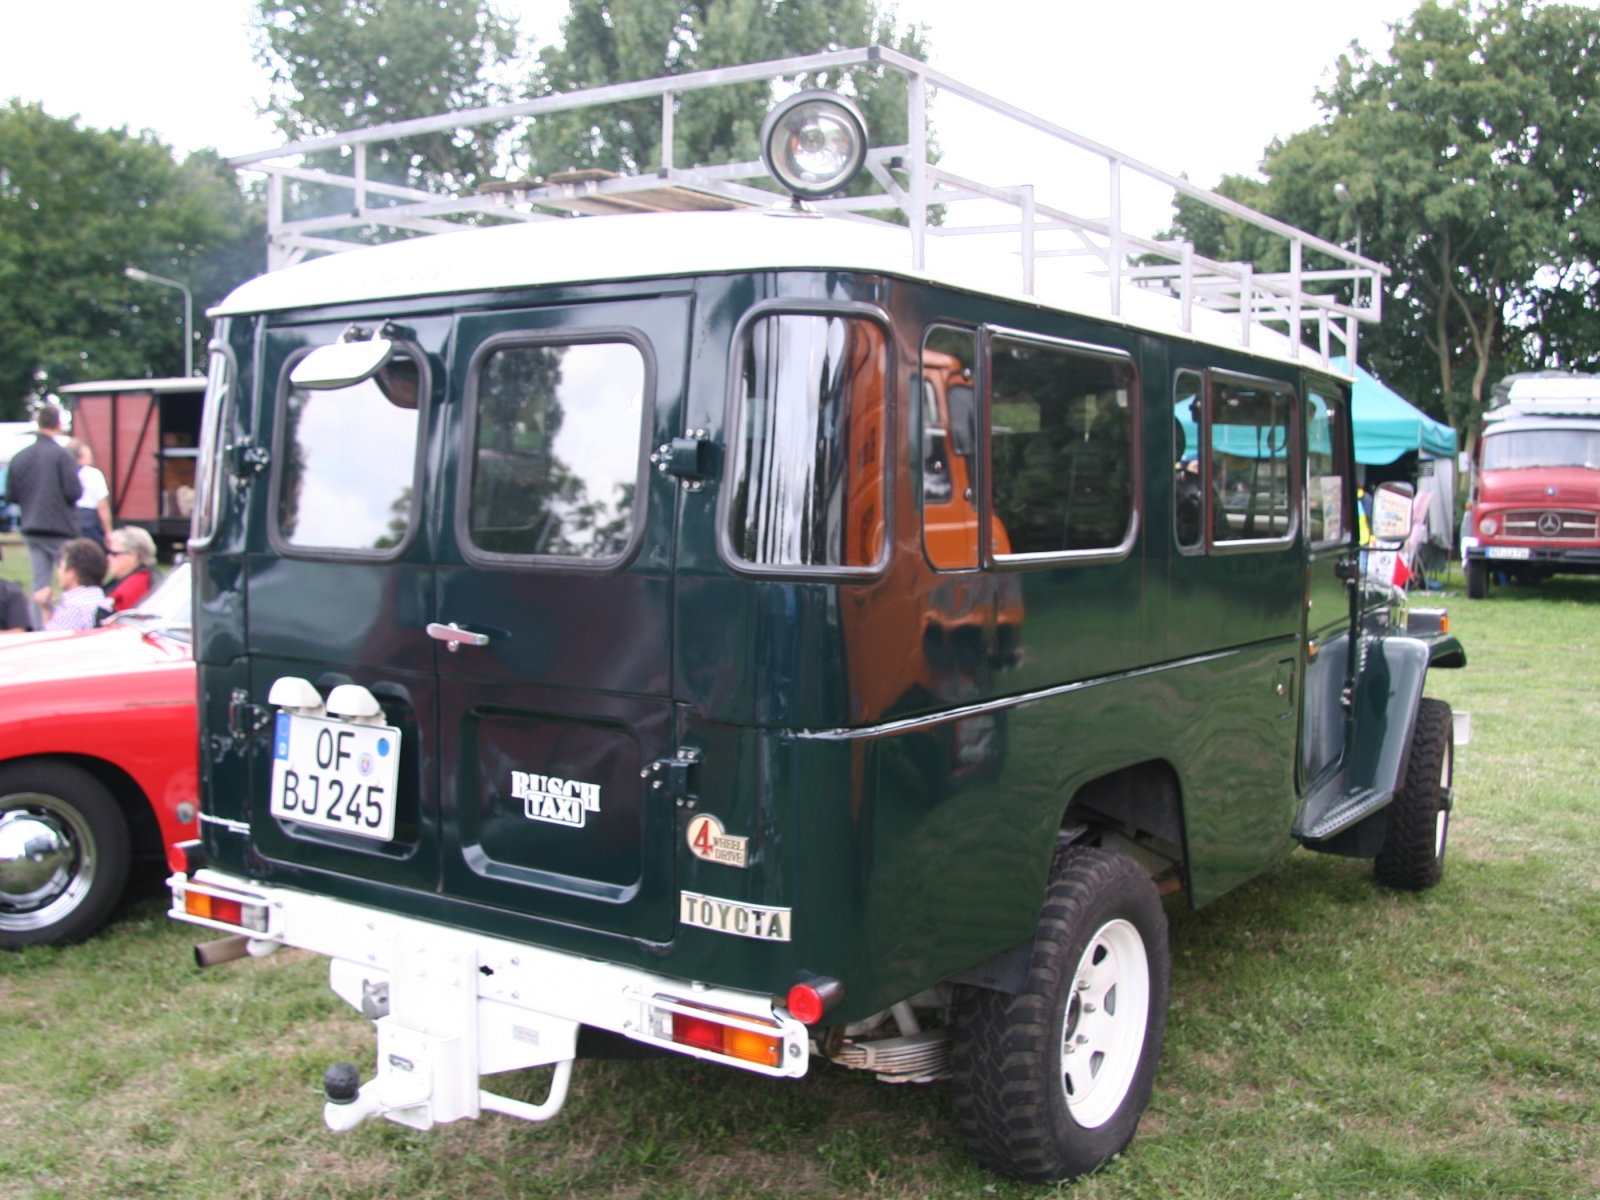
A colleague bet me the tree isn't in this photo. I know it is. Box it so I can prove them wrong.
[521,0,930,188]
[1158,1,1600,451]
[253,0,520,192]
[0,103,262,419]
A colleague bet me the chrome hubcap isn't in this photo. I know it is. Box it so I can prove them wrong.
[0,795,97,932]
[1060,918,1151,1129]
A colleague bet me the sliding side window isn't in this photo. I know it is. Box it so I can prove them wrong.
[989,335,1136,558]
[1209,376,1296,544]
[466,340,647,561]
[726,311,888,571]
[921,325,980,569]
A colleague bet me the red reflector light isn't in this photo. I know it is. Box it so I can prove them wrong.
[671,1013,725,1054]
[787,984,826,1025]
[212,897,243,926]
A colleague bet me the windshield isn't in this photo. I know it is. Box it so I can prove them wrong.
[1482,428,1600,471]
[108,562,192,643]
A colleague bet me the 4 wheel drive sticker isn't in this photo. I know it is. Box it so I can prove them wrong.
[679,890,790,941]
[686,813,749,867]
[511,772,601,828]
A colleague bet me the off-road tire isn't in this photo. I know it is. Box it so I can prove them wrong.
[0,761,130,948]
[1374,698,1452,891]
[1465,558,1488,599]
[950,846,1170,1182]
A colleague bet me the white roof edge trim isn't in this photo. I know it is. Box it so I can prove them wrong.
[211,212,1353,379]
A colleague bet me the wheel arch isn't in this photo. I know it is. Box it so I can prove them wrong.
[0,753,165,867]
[1060,759,1188,898]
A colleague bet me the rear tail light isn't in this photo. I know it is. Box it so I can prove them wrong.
[662,1001,783,1067]
[184,889,268,933]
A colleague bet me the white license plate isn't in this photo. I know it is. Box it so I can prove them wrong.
[1486,546,1532,560]
[269,713,400,841]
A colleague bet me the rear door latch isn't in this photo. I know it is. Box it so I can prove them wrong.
[644,747,702,808]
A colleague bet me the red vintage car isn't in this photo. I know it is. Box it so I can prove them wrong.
[0,564,197,946]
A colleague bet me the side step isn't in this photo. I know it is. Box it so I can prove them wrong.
[1298,785,1393,843]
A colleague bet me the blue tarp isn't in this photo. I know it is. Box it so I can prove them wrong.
[1173,362,1456,466]
[1332,358,1457,465]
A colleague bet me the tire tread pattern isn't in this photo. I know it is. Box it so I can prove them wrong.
[1374,697,1451,891]
[950,846,1169,1182]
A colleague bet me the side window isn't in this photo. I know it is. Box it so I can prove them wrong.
[726,312,888,570]
[1306,388,1350,546]
[921,326,979,569]
[190,338,233,548]
[467,340,646,560]
[276,352,422,553]
[1173,369,1204,550]
[1209,377,1296,543]
[989,335,1136,557]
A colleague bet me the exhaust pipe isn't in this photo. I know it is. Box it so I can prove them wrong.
[194,934,251,967]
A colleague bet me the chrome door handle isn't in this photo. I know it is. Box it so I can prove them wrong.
[426,622,490,652]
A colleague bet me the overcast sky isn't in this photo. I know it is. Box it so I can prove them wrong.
[0,0,1521,240]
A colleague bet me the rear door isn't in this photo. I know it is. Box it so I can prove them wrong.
[245,315,448,891]
[433,295,689,943]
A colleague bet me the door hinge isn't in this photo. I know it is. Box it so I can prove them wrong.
[650,431,717,492]
[644,747,702,808]
[228,440,271,475]
[1334,556,1358,584]
[229,688,272,744]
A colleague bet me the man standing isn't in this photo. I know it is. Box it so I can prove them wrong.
[3,404,82,626]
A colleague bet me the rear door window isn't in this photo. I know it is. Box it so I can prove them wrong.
[274,351,424,554]
[724,309,889,572]
[988,334,1136,558]
[464,338,648,562]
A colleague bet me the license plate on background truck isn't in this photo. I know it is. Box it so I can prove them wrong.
[269,713,400,840]
[1486,546,1532,560]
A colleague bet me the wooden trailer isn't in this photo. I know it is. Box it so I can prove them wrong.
[58,377,206,553]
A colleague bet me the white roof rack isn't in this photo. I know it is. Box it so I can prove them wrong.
[227,46,1386,372]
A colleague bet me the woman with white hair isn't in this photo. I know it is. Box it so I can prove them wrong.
[104,525,158,612]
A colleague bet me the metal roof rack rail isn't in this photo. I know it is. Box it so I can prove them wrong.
[229,45,1387,369]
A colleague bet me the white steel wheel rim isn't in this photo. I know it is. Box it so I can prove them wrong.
[1435,739,1453,860]
[1059,917,1150,1129]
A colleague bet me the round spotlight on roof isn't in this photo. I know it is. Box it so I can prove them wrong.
[759,90,869,201]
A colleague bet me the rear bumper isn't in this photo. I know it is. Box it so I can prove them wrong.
[169,870,807,1129]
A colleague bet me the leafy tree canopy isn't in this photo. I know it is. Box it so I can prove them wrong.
[0,102,261,419]
[254,0,519,191]
[1157,0,1600,449]
[521,0,930,189]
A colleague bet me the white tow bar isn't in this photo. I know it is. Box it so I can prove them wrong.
[320,935,580,1133]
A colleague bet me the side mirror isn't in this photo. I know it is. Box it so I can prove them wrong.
[1371,481,1415,541]
[289,338,394,390]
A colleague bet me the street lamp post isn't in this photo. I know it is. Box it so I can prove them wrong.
[124,266,194,377]
[1333,183,1363,309]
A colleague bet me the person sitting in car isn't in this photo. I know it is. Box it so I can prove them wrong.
[34,537,108,631]
[104,525,158,612]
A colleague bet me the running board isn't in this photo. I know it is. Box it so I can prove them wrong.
[1297,785,1393,843]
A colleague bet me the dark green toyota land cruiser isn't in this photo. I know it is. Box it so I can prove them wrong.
[169,55,1465,1182]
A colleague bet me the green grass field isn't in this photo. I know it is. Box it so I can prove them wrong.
[1,570,1596,1199]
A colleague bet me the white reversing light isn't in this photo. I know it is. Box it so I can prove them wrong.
[759,90,869,201]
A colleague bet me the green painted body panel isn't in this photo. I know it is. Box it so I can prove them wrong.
[189,265,1459,1022]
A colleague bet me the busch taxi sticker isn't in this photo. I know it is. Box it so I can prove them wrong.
[686,813,748,867]
[511,772,601,829]
[680,891,790,942]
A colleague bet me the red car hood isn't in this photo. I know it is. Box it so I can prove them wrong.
[0,625,191,686]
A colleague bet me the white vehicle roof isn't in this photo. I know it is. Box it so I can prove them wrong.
[1506,376,1600,402]
[212,210,1345,377]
